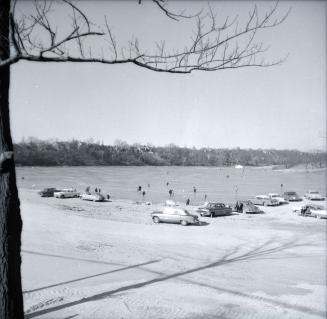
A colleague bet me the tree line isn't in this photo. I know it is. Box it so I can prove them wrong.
[13,138,326,168]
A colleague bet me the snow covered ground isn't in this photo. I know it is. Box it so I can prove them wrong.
[20,189,326,319]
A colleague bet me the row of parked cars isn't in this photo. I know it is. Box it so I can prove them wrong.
[151,190,326,226]
[151,201,262,226]
[253,190,325,206]
[38,187,105,202]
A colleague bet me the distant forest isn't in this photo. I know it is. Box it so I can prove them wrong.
[14,138,326,168]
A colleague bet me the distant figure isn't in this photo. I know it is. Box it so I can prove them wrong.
[142,191,146,197]
[106,194,110,200]
[239,202,243,213]
[138,185,142,192]
[166,182,169,186]
[301,206,308,216]
[98,188,101,193]
[186,198,190,205]
[169,189,173,197]
[193,186,197,194]
[85,186,90,194]
[148,183,150,188]
[95,187,98,193]
[204,194,207,201]
[21,176,24,180]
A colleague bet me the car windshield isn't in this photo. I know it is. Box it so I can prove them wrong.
[309,191,319,194]
[286,192,296,195]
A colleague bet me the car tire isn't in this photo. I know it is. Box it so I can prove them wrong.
[181,220,188,226]
[60,194,65,199]
[153,216,160,224]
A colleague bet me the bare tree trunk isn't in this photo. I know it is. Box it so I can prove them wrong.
[0,0,24,318]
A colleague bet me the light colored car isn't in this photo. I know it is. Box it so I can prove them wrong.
[268,193,288,205]
[234,200,263,214]
[292,206,302,213]
[80,193,105,202]
[165,199,179,207]
[253,195,279,206]
[298,204,326,219]
[151,207,199,226]
[54,188,79,199]
[197,202,232,217]
[304,190,325,201]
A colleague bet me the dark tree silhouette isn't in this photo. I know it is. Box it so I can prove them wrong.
[0,0,289,317]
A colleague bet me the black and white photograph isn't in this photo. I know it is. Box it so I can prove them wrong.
[0,0,326,318]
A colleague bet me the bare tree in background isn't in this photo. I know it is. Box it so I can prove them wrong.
[0,0,289,317]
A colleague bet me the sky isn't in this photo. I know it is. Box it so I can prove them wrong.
[9,0,326,151]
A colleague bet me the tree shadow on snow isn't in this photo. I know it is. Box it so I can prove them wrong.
[23,259,161,294]
[24,237,325,318]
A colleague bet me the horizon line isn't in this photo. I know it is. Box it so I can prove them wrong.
[13,137,326,154]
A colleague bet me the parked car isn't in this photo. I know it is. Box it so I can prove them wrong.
[304,190,325,201]
[267,193,288,205]
[80,193,105,202]
[297,204,326,219]
[54,188,80,199]
[234,200,263,214]
[253,195,279,206]
[38,187,61,197]
[292,205,302,214]
[165,200,179,207]
[197,202,232,217]
[151,207,199,225]
[283,191,302,202]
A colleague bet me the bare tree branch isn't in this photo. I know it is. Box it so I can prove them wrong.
[1,0,290,73]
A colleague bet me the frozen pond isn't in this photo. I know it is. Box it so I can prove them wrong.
[16,166,326,204]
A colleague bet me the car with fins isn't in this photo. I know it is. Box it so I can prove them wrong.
[54,188,80,199]
[151,207,200,226]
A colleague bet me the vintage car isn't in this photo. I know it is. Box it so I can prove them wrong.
[80,193,105,202]
[165,199,179,207]
[54,188,80,199]
[197,202,232,217]
[38,187,61,197]
[267,193,288,205]
[304,190,325,201]
[151,207,199,226]
[297,204,326,219]
[234,200,263,214]
[283,191,302,202]
[253,195,279,206]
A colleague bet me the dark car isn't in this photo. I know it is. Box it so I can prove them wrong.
[283,191,302,202]
[197,202,232,217]
[235,200,263,214]
[151,207,199,226]
[38,187,61,197]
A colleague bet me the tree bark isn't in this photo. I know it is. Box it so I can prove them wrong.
[0,0,24,318]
